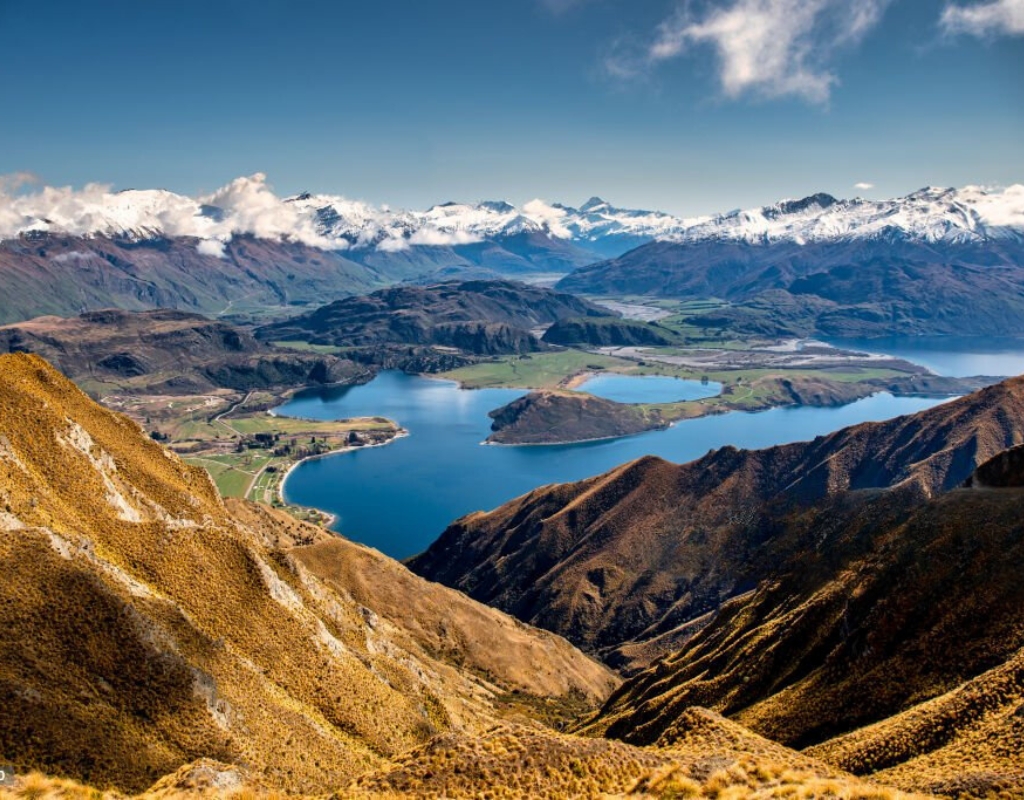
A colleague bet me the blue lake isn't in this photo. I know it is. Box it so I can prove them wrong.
[824,336,1024,378]
[578,373,721,403]
[279,371,949,559]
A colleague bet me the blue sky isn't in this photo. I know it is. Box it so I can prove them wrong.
[0,0,1021,215]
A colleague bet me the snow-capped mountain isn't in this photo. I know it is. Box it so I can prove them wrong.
[1,173,1021,258]
[668,185,1024,246]
[557,183,1024,339]
[0,173,688,256]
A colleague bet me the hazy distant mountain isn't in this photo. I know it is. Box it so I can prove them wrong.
[556,185,1024,336]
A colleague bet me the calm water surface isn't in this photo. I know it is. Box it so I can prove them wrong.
[578,373,721,403]
[824,336,1024,377]
[280,371,948,559]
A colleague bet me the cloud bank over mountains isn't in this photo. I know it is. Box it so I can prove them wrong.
[2,174,1022,257]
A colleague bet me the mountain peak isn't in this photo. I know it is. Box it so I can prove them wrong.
[581,196,610,212]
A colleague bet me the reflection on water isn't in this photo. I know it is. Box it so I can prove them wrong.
[279,371,950,559]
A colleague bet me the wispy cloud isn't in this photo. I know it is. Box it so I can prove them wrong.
[854,182,875,190]
[606,0,891,105]
[941,0,1024,36]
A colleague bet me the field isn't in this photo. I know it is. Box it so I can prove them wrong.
[439,295,944,435]
[443,350,639,389]
[102,389,398,520]
[270,339,345,355]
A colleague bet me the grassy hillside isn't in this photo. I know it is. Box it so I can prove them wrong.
[0,353,614,793]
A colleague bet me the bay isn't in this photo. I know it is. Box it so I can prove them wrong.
[279,371,948,559]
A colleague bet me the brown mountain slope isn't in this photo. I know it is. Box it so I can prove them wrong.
[349,709,905,799]
[580,450,1024,795]
[255,279,611,355]
[0,308,363,395]
[409,377,1024,670]
[0,353,614,794]
[0,233,381,324]
[0,353,931,800]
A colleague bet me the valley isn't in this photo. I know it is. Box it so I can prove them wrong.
[3,181,1024,799]
[6,4,1024,795]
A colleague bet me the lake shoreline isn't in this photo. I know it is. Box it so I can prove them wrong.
[271,368,976,559]
[277,427,409,528]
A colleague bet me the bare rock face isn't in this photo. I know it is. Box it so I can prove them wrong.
[965,442,1024,488]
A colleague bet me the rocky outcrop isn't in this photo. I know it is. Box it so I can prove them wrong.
[542,317,680,348]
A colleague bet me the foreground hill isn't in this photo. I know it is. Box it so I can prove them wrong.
[0,353,923,798]
[582,447,1024,796]
[0,353,615,793]
[256,279,611,357]
[0,308,365,395]
[410,377,1024,670]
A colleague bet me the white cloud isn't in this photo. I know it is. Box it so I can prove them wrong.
[408,228,483,246]
[375,236,410,253]
[0,172,341,250]
[50,251,99,264]
[198,173,335,248]
[854,182,875,190]
[196,238,227,258]
[610,0,891,104]
[522,199,573,238]
[941,0,1024,36]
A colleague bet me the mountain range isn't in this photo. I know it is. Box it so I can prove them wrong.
[2,176,1022,327]
[556,186,1024,337]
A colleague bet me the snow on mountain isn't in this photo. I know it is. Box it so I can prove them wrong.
[1,173,1021,256]
[668,185,1024,246]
